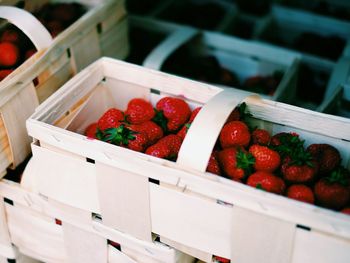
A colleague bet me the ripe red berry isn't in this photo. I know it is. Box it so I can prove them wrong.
[219,121,251,149]
[287,184,315,204]
[85,123,98,139]
[155,97,191,132]
[247,171,285,195]
[314,168,350,210]
[249,144,280,172]
[251,128,270,145]
[307,144,341,175]
[0,42,19,67]
[125,98,155,124]
[206,152,221,176]
[0,69,13,81]
[97,108,124,131]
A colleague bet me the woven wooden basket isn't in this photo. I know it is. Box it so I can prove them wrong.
[16,57,350,263]
[0,0,128,178]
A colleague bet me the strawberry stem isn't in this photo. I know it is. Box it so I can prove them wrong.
[152,109,168,133]
[101,125,136,146]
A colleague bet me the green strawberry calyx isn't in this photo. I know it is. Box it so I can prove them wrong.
[100,125,137,146]
[152,109,168,133]
[236,148,255,177]
[325,166,349,186]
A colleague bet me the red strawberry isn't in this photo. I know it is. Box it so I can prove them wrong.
[286,185,315,204]
[314,167,350,210]
[129,121,163,145]
[251,128,270,145]
[0,69,13,81]
[102,124,148,152]
[213,256,230,263]
[206,152,221,176]
[341,207,350,215]
[281,156,318,183]
[0,42,19,67]
[25,49,36,60]
[177,123,191,140]
[270,132,301,151]
[1,29,20,43]
[145,135,182,160]
[219,121,251,148]
[247,171,285,195]
[97,108,124,131]
[125,98,155,124]
[249,144,280,172]
[189,107,201,122]
[306,144,341,175]
[85,123,98,139]
[225,102,250,123]
[154,97,191,132]
[217,147,255,181]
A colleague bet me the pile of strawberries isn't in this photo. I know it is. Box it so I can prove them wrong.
[0,2,85,82]
[33,2,86,38]
[85,96,350,214]
[0,25,36,81]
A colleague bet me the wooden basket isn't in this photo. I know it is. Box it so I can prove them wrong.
[150,0,237,32]
[0,180,194,263]
[23,58,350,263]
[0,0,128,178]
[255,5,350,65]
[127,15,197,65]
[143,27,300,103]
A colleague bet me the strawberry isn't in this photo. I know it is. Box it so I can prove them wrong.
[251,128,270,145]
[1,29,20,43]
[306,144,341,175]
[85,123,98,139]
[97,108,124,131]
[125,98,155,124]
[0,69,13,81]
[177,123,191,140]
[225,102,251,123]
[129,121,163,145]
[341,207,350,215]
[154,97,191,132]
[281,155,318,184]
[0,42,19,67]
[189,107,201,122]
[102,124,148,152]
[249,144,280,172]
[247,171,285,195]
[314,167,350,210]
[270,132,303,159]
[25,49,37,60]
[286,184,315,204]
[206,152,221,176]
[145,135,183,160]
[213,256,230,263]
[219,121,251,149]
[217,147,255,181]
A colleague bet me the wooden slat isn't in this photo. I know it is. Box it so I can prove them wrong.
[0,115,12,178]
[31,143,100,213]
[1,84,38,168]
[70,28,102,73]
[96,161,152,242]
[0,198,16,259]
[6,203,66,263]
[231,206,295,263]
[291,228,350,263]
[62,222,107,263]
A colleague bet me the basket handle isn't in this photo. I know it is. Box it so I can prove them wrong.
[143,27,199,70]
[176,89,260,172]
[0,6,52,50]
